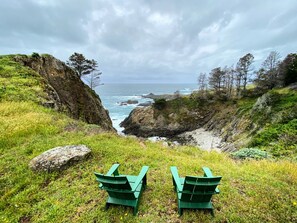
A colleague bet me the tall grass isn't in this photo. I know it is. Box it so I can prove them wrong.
[1,55,296,222]
[0,101,296,222]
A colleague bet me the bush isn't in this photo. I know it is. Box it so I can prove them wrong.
[231,148,271,160]
[31,52,40,58]
[153,98,167,110]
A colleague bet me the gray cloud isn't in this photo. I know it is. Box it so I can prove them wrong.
[1,0,297,83]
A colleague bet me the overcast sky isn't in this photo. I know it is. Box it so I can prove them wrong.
[1,0,297,83]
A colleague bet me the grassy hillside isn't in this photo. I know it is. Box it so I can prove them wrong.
[1,55,297,222]
[0,55,47,103]
[1,101,297,222]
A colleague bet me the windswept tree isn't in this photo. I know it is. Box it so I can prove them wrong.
[67,53,102,89]
[208,67,226,94]
[67,53,96,77]
[197,72,207,93]
[255,51,282,90]
[278,53,297,86]
[236,53,254,94]
[84,59,102,89]
[87,71,102,90]
[223,66,235,98]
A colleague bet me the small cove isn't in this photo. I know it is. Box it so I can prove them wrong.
[96,83,227,151]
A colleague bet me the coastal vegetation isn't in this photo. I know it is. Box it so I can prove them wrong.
[122,51,297,159]
[67,52,102,90]
[1,101,297,222]
[0,54,296,222]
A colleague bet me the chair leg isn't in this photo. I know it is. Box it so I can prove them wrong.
[210,209,215,217]
[133,206,138,216]
[105,203,110,210]
[178,208,183,216]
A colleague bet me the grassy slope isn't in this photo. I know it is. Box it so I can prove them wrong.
[1,55,297,222]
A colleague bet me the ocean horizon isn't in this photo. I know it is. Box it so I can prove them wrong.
[95,83,198,132]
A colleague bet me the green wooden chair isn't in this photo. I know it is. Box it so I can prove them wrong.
[170,166,222,216]
[94,164,149,215]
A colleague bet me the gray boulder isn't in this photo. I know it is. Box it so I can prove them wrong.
[29,145,91,172]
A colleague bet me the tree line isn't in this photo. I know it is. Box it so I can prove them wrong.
[66,52,102,90]
[197,51,297,99]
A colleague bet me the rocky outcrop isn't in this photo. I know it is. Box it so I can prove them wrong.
[119,100,138,106]
[142,93,179,100]
[29,145,91,172]
[14,54,114,131]
[120,105,213,137]
[120,95,252,148]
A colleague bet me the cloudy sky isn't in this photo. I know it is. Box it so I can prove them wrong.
[1,0,297,83]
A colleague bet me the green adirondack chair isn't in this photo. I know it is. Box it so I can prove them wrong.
[94,164,149,215]
[170,166,222,216]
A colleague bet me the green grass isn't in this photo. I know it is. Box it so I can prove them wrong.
[0,55,47,103]
[0,101,297,223]
[1,54,297,222]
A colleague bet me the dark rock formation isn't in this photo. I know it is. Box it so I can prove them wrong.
[142,93,179,100]
[14,54,115,131]
[29,145,91,172]
[120,105,213,137]
[119,100,138,106]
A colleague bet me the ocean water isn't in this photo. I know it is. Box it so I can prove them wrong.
[95,83,197,132]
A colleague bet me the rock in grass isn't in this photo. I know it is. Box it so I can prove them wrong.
[29,145,91,172]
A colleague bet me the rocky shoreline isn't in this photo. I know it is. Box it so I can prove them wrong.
[142,92,180,100]
[176,128,233,151]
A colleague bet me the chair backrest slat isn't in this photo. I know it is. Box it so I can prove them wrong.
[181,176,222,202]
[94,173,136,200]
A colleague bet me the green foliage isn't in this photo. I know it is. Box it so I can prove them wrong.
[0,101,297,222]
[231,148,271,160]
[31,52,40,58]
[153,98,167,110]
[281,53,297,86]
[249,119,297,158]
[66,52,99,78]
[0,56,46,103]
[0,53,297,222]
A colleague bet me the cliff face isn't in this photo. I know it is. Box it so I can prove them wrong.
[121,99,250,148]
[120,106,191,137]
[121,88,297,153]
[121,99,214,137]
[14,54,115,132]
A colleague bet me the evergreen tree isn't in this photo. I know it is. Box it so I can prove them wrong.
[236,53,254,93]
[66,53,102,89]
[208,67,226,94]
[67,53,96,77]
[279,53,297,86]
[255,51,281,90]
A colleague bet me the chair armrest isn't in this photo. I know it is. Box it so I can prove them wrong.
[170,166,183,192]
[203,167,220,194]
[131,166,149,191]
[202,167,213,177]
[106,163,120,176]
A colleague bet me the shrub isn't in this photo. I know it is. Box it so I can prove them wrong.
[231,147,271,160]
[153,98,167,110]
[31,52,40,58]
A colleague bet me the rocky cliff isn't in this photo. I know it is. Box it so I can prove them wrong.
[13,54,115,132]
[121,88,297,153]
[121,97,214,137]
